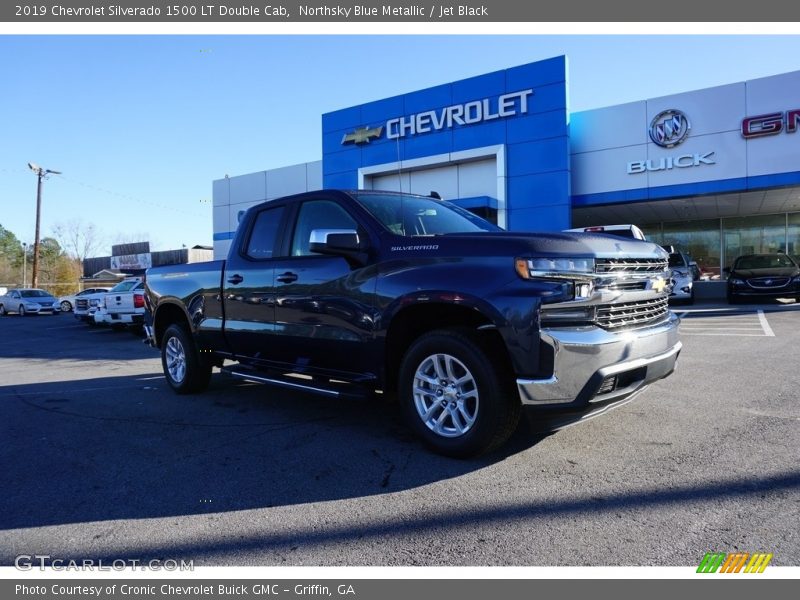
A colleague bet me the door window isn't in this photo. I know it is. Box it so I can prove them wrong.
[246,206,285,259]
[290,200,357,256]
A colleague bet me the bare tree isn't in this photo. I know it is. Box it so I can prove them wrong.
[52,219,105,262]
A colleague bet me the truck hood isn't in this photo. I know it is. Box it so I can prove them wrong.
[439,231,667,259]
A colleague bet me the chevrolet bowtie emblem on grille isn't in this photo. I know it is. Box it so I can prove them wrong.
[652,277,667,293]
[342,126,383,145]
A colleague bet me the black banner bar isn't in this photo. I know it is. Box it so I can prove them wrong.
[4,0,800,22]
[3,579,799,600]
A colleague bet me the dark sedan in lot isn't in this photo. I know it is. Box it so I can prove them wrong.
[726,253,800,303]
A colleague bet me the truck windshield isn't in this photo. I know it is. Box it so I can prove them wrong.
[110,281,139,292]
[352,193,501,236]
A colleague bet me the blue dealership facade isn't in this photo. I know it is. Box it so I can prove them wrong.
[320,56,570,231]
[214,55,800,277]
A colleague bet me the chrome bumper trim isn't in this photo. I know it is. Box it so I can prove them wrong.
[517,312,681,406]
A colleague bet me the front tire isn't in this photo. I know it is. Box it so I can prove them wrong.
[398,329,520,458]
[0,305,6,316]
[161,324,212,394]
[61,301,72,312]
[19,305,26,317]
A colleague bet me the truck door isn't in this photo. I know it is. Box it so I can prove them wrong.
[270,198,377,379]
[221,203,286,361]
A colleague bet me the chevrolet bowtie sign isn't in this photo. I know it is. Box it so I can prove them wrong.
[341,126,384,145]
[341,89,534,146]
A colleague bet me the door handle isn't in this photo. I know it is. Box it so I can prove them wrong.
[277,272,298,283]
[227,274,244,285]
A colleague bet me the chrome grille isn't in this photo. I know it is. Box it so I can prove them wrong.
[748,277,789,289]
[595,296,669,329]
[76,298,88,310]
[596,258,668,274]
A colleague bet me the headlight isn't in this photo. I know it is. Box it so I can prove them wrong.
[89,299,100,307]
[730,278,745,285]
[515,257,595,278]
[541,306,596,325]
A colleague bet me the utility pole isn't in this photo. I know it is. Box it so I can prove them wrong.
[22,242,27,287]
[27,163,62,288]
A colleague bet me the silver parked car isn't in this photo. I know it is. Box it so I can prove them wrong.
[0,288,61,316]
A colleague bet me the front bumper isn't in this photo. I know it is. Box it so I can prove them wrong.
[517,312,681,407]
[728,283,800,298]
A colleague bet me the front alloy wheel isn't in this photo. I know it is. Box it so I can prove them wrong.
[412,353,479,438]
[399,329,520,458]
[61,301,72,312]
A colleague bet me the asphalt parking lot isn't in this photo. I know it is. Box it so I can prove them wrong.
[1,303,798,567]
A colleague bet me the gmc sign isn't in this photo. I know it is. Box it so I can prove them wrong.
[741,110,800,138]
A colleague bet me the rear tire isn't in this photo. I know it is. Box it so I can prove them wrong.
[398,329,520,458]
[161,324,212,394]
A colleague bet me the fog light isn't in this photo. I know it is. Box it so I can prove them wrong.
[575,282,593,300]
[597,375,617,395]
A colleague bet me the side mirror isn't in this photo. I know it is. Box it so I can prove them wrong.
[309,229,363,255]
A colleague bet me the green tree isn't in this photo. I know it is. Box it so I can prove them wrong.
[36,237,79,295]
[0,224,24,285]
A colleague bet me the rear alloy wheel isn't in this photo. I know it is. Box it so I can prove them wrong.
[399,329,520,458]
[161,324,212,394]
[60,301,72,312]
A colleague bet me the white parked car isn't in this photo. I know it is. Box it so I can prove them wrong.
[0,288,61,316]
[565,224,647,241]
[663,246,694,304]
[58,287,112,312]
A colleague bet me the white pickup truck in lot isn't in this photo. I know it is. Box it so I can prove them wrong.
[93,278,146,330]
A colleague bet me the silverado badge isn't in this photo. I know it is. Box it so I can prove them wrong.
[342,126,383,145]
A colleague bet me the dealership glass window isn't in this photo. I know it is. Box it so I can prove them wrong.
[722,214,787,270]
[659,219,721,279]
[788,213,800,263]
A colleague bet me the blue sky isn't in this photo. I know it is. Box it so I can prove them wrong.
[2,35,800,253]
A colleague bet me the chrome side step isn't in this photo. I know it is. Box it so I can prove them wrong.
[227,369,341,397]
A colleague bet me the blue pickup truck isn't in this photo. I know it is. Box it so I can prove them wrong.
[144,190,681,457]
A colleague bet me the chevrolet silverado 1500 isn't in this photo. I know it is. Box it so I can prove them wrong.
[144,190,681,457]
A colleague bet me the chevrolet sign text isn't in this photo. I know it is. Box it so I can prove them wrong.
[386,89,533,140]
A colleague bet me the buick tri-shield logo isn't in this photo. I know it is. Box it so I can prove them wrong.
[649,109,691,148]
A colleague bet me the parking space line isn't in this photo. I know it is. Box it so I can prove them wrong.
[675,308,778,338]
[681,327,763,331]
[679,332,768,336]
[758,310,775,337]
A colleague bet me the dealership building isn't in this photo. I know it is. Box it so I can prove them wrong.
[213,56,800,278]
